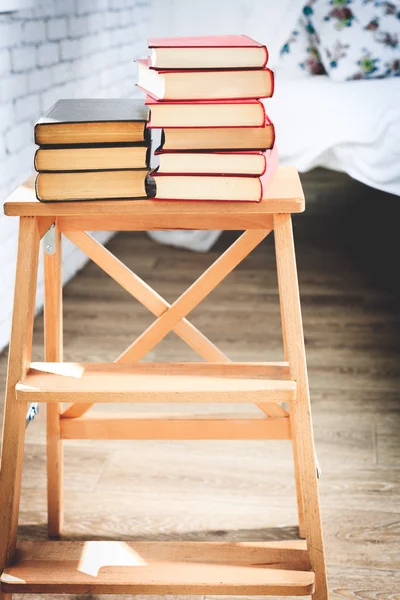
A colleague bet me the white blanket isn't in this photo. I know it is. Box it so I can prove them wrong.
[267,74,400,197]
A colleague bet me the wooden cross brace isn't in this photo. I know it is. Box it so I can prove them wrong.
[61,229,287,420]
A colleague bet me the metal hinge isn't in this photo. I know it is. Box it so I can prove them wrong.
[316,453,322,479]
[26,403,39,428]
[44,223,56,255]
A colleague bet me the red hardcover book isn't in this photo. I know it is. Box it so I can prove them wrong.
[137,58,274,102]
[155,147,274,176]
[149,145,279,203]
[155,112,275,151]
[145,96,266,128]
[148,34,269,69]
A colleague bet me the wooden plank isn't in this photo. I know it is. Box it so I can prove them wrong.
[59,412,292,440]
[290,411,306,538]
[275,212,304,533]
[0,217,40,570]
[56,361,290,379]
[4,166,305,218]
[257,403,289,418]
[58,214,275,232]
[44,226,64,538]
[120,230,269,363]
[16,362,296,405]
[274,213,328,600]
[62,361,290,418]
[1,540,314,595]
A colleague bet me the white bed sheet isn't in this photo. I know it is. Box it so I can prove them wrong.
[266,75,400,196]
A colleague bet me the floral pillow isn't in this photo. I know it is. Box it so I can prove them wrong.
[280,16,327,75]
[280,0,400,80]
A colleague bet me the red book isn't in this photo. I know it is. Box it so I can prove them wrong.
[145,96,266,128]
[148,35,269,69]
[156,112,275,151]
[149,146,279,203]
[155,148,275,176]
[137,58,274,102]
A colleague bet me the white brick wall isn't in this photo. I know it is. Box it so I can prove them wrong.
[0,0,149,353]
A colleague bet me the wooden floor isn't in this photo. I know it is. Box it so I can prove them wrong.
[0,168,399,600]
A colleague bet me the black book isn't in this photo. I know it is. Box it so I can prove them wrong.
[35,99,149,146]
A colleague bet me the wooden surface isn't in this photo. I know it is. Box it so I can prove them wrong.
[44,226,64,537]
[59,412,292,441]
[16,362,296,404]
[1,540,314,595]
[3,166,304,221]
[0,168,399,599]
[0,218,40,571]
[274,213,328,599]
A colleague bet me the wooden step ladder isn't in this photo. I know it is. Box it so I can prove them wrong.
[0,166,328,600]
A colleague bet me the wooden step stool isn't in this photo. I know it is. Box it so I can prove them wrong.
[0,166,328,600]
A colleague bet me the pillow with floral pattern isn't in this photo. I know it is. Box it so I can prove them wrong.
[280,0,400,80]
[280,16,326,75]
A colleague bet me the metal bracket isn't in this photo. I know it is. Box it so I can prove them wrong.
[44,223,56,255]
[26,403,39,428]
[316,453,322,479]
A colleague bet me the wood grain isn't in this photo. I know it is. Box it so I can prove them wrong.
[1,540,314,596]
[16,361,296,404]
[44,225,64,537]
[59,412,292,440]
[274,213,328,600]
[4,166,304,217]
[0,217,40,570]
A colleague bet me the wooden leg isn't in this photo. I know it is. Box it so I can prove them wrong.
[289,416,306,538]
[44,226,64,537]
[274,214,328,600]
[0,217,40,571]
[275,228,305,538]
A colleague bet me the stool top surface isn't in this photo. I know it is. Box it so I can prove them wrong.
[4,167,304,220]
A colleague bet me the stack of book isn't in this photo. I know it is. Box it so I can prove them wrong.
[34,99,149,202]
[137,35,278,203]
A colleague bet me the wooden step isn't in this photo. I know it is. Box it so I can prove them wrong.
[16,362,296,404]
[1,541,314,596]
[59,411,292,440]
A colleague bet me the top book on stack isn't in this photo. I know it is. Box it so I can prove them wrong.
[34,99,149,146]
[137,35,274,101]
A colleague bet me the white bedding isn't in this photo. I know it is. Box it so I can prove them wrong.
[267,75,400,196]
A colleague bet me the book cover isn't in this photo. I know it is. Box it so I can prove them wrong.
[158,116,275,151]
[154,147,273,176]
[149,146,279,202]
[137,58,274,102]
[34,144,151,173]
[148,34,267,49]
[35,99,149,145]
[145,96,266,129]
